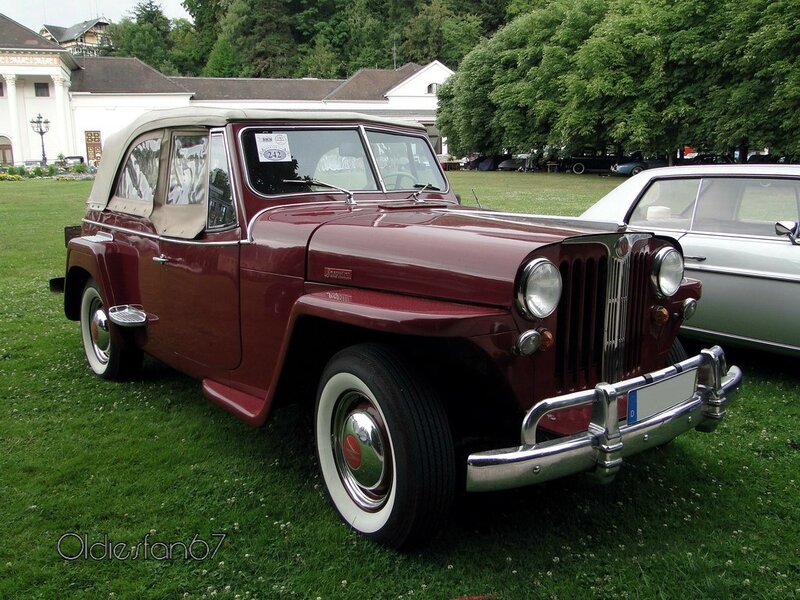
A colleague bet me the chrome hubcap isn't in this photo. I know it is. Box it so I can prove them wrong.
[89,301,110,363]
[333,392,391,511]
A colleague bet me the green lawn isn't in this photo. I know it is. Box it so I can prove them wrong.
[1,177,798,600]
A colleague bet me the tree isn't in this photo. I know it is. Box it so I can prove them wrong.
[181,0,226,62]
[299,34,343,78]
[109,18,171,72]
[401,0,482,68]
[168,18,204,76]
[210,0,299,77]
[203,37,242,77]
[109,0,204,75]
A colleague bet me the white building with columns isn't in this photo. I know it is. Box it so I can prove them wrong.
[0,13,453,167]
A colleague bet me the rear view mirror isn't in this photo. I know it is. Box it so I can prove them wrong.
[775,220,799,245]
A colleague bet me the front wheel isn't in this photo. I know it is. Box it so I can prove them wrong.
[571,162,586,175]
[79,279,141,380]
[315,344,455,548]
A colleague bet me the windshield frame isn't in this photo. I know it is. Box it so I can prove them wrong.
[237,123,449,199]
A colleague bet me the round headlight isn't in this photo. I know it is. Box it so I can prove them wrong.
[652,247,684,297]
[517,258,562,319]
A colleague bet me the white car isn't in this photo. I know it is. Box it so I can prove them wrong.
[582,165,800,356]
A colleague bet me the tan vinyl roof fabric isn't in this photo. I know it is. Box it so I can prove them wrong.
[88,106,425,212]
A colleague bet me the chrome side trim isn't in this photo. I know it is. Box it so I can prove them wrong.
[82,219,245,246]
[466,346,742,492]
[686,263,800,284]
[681,325,800,354]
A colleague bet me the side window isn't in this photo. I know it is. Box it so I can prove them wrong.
[150,131,210,239]
[730,178,800,237]
[110,134,162,216]
[167,134,208,206]
[629,178,699,229]
[207,133,236,229]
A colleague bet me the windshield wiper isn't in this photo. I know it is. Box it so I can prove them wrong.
[409,182,442,203]
[283,178,356,206]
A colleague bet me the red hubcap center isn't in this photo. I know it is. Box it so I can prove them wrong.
[343,434,362,470]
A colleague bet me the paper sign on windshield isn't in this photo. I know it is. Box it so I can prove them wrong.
[255,133,292,162]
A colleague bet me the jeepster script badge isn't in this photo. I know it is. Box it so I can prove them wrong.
[324,267,353,281]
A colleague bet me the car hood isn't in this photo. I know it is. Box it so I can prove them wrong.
[306,204,622,307]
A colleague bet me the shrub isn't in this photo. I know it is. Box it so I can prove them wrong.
[0,173,24,181]
[31,167,43,177]
[72,163,88,174]
[47,165,58,177]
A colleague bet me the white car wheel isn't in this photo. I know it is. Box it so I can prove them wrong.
[315,344,454,548]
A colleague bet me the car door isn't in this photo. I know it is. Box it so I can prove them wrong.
[678,176,800,352]
[141,129,242,371]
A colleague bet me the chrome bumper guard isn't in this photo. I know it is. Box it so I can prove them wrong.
[466,346,742,492]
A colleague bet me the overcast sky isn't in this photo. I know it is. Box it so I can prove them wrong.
[4,1,192,33]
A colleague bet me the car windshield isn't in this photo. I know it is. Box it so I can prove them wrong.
[241,128,379,196]
[241,127,446,197]
[365,130,447,192]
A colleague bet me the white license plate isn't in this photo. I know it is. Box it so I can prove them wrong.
[626,368,698,425]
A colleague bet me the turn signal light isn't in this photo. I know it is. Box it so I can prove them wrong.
[652,306,670,326]
[539,328,554,350]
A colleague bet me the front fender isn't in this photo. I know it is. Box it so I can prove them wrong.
[291,287,515,338]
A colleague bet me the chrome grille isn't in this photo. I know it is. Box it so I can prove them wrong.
[556,234,653,393]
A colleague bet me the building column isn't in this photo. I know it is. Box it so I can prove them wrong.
[51,74,74,156]
[3,74,22,165]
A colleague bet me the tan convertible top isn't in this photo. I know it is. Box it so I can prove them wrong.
[88,106,425,211]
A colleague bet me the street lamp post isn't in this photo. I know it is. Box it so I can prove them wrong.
[29,113,50,167]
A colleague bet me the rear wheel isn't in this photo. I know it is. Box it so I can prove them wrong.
[571,162,586,174]
[631,166,644,176]
[79,279,141,380]
[315,344,455,548]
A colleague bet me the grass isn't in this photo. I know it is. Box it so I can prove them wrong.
[1,176,798,600]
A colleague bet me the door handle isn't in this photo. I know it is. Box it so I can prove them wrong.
[152,254,171,264]
[684,255,706,262]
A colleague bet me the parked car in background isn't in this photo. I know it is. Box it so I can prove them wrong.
[498,154,533,171]
[581,165,800,356]
[683,154,734,165]
[747,154,800,164]
[563,148,641,175]
[611,157,669,176]
[562,148,617,174]
[54,108,740,548]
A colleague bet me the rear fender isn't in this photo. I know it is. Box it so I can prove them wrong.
[64,236,120,320]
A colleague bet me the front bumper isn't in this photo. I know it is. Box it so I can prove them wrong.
[466,346,742,492]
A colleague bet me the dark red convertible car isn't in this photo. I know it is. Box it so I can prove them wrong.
[57,107,741,548]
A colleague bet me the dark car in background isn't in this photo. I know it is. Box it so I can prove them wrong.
[563,148,641,175]
[611,157,669,176]
[611,154,733,177]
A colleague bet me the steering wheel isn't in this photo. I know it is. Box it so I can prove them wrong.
[383,172,418,190]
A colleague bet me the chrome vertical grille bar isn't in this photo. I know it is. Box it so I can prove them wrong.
[557,233,652,394]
